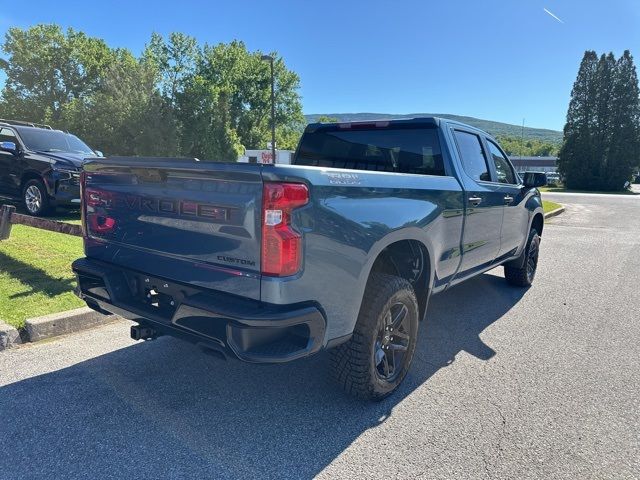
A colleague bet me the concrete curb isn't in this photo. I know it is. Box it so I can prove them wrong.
[24,307,118,343]
[544,206,565,219]
[0,320,22,351]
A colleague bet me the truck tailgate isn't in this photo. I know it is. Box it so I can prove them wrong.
[82,158,263,300]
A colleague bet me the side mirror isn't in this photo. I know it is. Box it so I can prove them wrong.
[522,171,547,188]
[94,150,104,157]
[0,141,18,155]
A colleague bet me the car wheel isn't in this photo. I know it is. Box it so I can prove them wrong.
[23,179,52,216]
[330,273,419,401]
[504,228,540,287]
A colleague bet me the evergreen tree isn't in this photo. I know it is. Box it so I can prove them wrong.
[605,50,640,190]
[559,50,640,190]
[591,53,616,189]
[558,51,599,189]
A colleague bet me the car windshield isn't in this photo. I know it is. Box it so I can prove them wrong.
[16,127,94,155]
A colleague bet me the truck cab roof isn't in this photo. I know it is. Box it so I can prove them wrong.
[305,116,494,140]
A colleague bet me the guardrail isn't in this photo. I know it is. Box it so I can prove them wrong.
[0,204,82,241]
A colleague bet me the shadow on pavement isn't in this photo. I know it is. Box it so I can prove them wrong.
[0,272,526,479]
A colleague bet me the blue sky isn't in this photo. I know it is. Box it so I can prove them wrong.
[1,0,639,131]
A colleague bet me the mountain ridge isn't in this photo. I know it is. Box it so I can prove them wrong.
[304,113,563,143]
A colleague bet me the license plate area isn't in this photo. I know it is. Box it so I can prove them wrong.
[144,287,175,311]
[124,272,189,319]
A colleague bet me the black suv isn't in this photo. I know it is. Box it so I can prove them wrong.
[0,119,101,216]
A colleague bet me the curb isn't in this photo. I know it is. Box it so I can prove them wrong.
[544,206,565,219]
[0,320,22,351]
[24,307,118,343]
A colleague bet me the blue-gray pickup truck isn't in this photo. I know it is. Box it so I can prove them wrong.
[72,117,546,400]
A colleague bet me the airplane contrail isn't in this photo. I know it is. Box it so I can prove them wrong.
[543,7,564,23]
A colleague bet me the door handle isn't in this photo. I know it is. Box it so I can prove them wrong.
[468,196,482,206]
[503,195,514,204]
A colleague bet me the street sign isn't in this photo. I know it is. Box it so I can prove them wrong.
[261,151,274,164]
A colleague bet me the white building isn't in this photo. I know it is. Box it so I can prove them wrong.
[238,149,294,165]
[509,156,558,174]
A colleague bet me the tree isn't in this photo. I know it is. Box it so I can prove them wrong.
[495,135,559,156]
[558,51,599,189]
[0,25,113,123]
[592,53,616,185]
[558,50,640,190]
[316,115,339,123]
[144,32,198,107]
[0,25,304,160]
[176,40,304,160]
[59,50,178,156]
[605,50,640,190]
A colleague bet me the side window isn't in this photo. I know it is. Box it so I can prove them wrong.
[0,128,17,144]
[453,130,491,182]
[486,140,517,184]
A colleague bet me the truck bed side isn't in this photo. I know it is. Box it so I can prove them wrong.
[261,164,465,340]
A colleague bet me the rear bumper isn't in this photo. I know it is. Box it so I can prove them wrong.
[72,257,326,363]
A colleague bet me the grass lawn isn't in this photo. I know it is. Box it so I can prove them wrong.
[542,200,562,213]
[0,223,84,329]
[539,186,638,195]
[50,209,82,225]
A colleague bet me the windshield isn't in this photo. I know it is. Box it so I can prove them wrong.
[16,127,94,155]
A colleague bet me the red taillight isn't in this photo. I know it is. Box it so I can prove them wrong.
[80,171,88,236]
[82,176,116,235]
[261,182,309,276]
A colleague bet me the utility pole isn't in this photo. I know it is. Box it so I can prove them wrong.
[261,55,276,164]
[520,118,525,158]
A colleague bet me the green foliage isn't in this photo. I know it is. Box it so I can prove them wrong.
[0,25,304,160]
[60,49,178,156]
[542,200,562,213]
[176,41,304,159]
[558,50,640,191]
[315,115,339,123]
[0,25,113,123]
[494,135,559,156]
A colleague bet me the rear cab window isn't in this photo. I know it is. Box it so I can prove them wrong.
[294,124,446,176]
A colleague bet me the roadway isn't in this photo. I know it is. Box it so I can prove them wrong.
[0,191,638,479]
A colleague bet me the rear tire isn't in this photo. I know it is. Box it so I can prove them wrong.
[330,274,419,401]
[504,228,540,287]
[23,179,53,216]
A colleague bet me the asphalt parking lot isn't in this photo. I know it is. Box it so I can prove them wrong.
[1,191,638,479]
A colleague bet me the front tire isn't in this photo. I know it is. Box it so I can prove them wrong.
[330,274,419,401]
[23,179,52,216]
[504,228,540,287]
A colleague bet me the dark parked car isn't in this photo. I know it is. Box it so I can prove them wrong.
[73,117,546,400]
[0,119,101,216]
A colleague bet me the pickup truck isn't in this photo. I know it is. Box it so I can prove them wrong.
[72,117,546,400]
